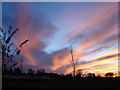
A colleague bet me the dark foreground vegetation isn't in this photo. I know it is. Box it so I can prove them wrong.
[2,71,120,89]
[3,76,119,89]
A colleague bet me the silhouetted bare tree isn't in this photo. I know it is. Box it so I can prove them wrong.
[69,40,79,77]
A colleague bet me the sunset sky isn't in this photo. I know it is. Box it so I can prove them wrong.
[2,2,119,75]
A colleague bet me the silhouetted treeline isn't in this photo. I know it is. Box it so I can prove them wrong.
[3,66,119,80]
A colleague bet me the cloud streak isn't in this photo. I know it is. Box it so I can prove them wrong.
[2,2,118,74]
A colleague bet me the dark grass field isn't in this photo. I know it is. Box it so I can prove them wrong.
[2,77,120,89]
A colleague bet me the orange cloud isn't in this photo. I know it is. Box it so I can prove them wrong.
[65,56,117,74]
[74,25,117,55]
[82,64,118,76]
[50,23,118,73]
[3,2,118,75]
[14,6,44,66]
[89,47,118,61]
[65,47,118,74]
[50,49,71,71]
[12,3,57,68]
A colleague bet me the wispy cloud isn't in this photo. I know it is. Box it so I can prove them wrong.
[2,2,118,74]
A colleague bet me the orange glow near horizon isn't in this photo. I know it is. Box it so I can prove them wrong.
[64,47,118,73]
[4,2,118,75]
